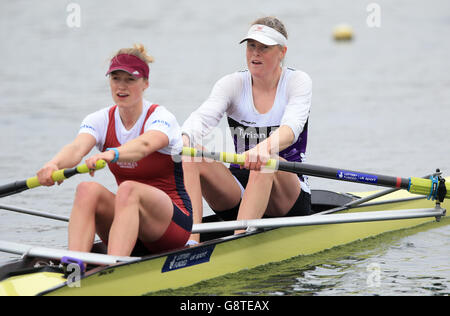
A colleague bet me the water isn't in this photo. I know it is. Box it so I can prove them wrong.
[154,220,449,296]
[0,0,449,295]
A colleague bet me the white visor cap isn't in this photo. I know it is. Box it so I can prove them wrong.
[240,24,288,47]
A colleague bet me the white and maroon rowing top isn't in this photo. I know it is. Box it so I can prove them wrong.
[78,100,190,213]
[79,100,182,155]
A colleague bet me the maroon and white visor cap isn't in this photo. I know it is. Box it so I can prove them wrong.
[106,54,149,79]
[239,24,288,47]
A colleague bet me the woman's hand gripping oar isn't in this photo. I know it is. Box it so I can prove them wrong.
[0,160,107,198]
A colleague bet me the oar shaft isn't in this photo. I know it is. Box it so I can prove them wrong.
[0,180,29,198]
[0,240,139,265]
[278,161,450,199]
[182,147,408,187]
[0,204,69,222]
[191,207,446,234]
[277,160,410,189]
[182,147,450,200]
[0,160,106,198]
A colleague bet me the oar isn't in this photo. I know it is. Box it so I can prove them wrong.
[0,204,69,222]
[316,172,439,215]
[0,160,107,198]
[0,240,140,266]
[181,148,450,202]
[191,207,446,234]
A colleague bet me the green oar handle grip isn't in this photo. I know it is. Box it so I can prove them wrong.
[25,160,107,189]
[75,160,107,174]
[181,147,278,169]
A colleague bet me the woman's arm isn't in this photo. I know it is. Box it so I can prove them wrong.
[182,73,240,146]
[280,70,312,145]
[84,130,169,170]
[37,133,97,186]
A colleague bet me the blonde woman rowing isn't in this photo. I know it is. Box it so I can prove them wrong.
[182,17,312,241]
[37,44,192,256]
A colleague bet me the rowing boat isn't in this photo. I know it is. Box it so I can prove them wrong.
[0,187,447,296]
[0,151,448,296]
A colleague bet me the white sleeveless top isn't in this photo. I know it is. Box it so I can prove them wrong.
[182,67,312,192]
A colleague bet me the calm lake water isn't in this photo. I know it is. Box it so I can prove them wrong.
[0,0,449,295]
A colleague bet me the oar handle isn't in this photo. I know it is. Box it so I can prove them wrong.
[0,160,107,198]
[181,147,278,169]
[26,160,107,189]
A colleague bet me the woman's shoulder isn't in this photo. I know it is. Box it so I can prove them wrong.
[82,106,111,123]
[145,102,180,127]
[215,70,247,85]
[210,70,248,99]
[285,67,312,83]
[148,102,175,118]
[284,67,312,93]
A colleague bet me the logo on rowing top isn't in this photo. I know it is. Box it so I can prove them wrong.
[117,162,138,169]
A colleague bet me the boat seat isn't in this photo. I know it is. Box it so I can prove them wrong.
[310,189,356,213]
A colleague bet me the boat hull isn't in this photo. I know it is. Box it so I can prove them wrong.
[0,190,448,296]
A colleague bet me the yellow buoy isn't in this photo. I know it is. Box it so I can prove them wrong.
[333,24,353,41]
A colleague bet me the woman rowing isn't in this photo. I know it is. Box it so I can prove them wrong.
[182,17,312,241]
[37,44,192,256]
